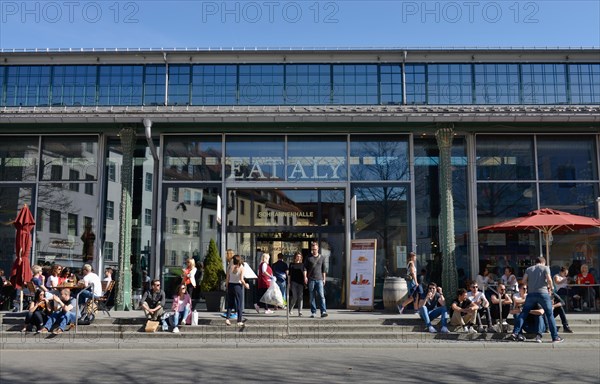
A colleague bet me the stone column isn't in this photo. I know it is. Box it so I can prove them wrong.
[435,126,458,300]
[115,127,135,310]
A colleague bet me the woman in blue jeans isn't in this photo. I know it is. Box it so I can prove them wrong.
[225,254,250,326]
[398,252,423,314]
[170,285,191,333]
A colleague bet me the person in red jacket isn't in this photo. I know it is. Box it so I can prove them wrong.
[573,264,596,311]
[254,253,275,314]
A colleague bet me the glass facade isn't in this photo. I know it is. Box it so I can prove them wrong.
[0,136,99,273]
[2,62,598,107]
[1,51,599,310]
[1,131,599,307]
[476,134,599,278]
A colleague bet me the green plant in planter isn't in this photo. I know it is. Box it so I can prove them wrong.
[200,238,225,293]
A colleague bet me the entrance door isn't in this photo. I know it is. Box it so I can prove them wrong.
[226,188,346,308]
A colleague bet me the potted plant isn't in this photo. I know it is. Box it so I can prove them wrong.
[200,239,226,312]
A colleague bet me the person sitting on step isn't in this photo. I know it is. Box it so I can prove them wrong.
[450,288,479,333]
[491,283,512,326]
[467,281,493,332]
[40,288,76,334]
[417,282,448,334]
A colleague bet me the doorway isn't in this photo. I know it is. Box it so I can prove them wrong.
[226,188,346,308]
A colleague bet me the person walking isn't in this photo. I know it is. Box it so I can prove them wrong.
[509,256,564,343]
[288,251,307,317]
[306,241,327,318]
[272,253,289,305]
[398,252,422,314]
[225,254,250,326]
[254,253,275,314]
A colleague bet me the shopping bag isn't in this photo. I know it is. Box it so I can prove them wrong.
[260,284,284,307]
[145,320,160,333]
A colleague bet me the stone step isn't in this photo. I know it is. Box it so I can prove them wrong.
[3,322,598,334]
[2,329,599,342]
[3,314,599,326]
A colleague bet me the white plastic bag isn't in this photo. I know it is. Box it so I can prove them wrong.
[260,284,284,307]
[192,310,199,326]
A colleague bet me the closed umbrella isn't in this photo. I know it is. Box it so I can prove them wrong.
[479,208,600,265]
[9,204,35,311]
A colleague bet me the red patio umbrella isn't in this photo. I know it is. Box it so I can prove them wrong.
[479,208,600,265]
[9,204,35,290]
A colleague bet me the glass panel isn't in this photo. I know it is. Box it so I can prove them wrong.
[537,136,598,181]
[427,64,472,104]
[51,65,97,106]
[227,189,345,228]
[239,65,284,105]
[476,135,534,180]
[285,64,331,105]
[163,135,222,181]
[0,137,38,181]
[254,190,321,227]
[548,231,600,276]
[0,67,5,106]
[477,182,538,278]
[569,64,600,104]
[352,185,409,301]
[98,65,143,106]
[405,64,426,104]
[168,64,190,106]
[539,183,599,216]
[521,64,567,104]
[144,65,166,106]
[162,186,220,294]
[332,65,378,104]
[40,136,98,181]
[380,64,403,105]
[225,136,285,181]
[350,135,409,181]
[414,138,470,285]
[287,136,347,182]
[36,182,97,268]
[191,65,237,105]
[5,66,51,107]
[474,64,520,104]
[0,187,33,272]
[105,139,158,288]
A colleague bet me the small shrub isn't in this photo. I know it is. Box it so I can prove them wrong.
[200,239,225,292]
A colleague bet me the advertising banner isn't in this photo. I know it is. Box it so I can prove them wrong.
[348,239,377,310]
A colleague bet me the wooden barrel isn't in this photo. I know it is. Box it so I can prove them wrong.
[382,277,408,312]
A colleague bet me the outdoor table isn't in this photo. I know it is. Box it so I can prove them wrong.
[566,284,600,311]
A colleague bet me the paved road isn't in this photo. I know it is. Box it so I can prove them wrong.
[1,346,598,383]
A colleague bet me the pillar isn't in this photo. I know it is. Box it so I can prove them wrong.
[115,127,135,310]
[435,126,458,300]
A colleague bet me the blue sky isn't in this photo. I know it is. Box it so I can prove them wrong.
[1,0,599,49]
